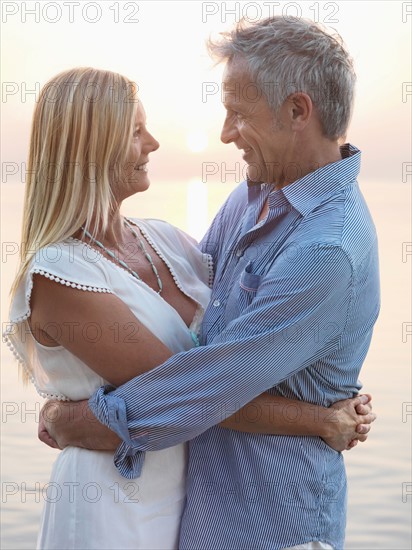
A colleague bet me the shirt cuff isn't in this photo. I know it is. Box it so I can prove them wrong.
[89,385,148,479]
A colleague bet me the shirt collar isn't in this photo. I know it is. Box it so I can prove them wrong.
[248,143,361,217]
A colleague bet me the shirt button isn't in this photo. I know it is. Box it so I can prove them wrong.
[236,250,243,257]
[213,299,220,307]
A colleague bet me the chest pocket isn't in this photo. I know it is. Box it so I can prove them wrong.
[224,260,262,323]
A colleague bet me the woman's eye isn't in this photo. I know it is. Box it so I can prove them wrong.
[133,129,140,137]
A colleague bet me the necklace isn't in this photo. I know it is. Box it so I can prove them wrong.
[80,219,163,294]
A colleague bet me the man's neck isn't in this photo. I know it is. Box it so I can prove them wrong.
[256,140,343,223]
[264,134,342,190]
[301,137,341,179]
[257,199,270,224]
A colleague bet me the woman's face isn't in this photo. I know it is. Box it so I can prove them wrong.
[116,101,160,200]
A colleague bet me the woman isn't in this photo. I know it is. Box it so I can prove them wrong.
[5,67,372,550]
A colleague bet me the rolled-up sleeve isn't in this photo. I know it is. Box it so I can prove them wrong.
[89,243,354,478]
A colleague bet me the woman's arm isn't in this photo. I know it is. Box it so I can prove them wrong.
[30,274,176,387]
[40,392,375,451]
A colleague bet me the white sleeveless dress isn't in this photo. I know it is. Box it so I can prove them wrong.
[4,218,213,550]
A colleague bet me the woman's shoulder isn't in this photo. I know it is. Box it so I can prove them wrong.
[9,239,112,325]
[29,238,110,286]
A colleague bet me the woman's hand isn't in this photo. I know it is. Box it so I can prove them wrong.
[220,392,376,452]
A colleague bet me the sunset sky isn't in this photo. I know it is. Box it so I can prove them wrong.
[1,0,411,190]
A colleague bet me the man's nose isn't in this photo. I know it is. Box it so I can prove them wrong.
[220,115,238,144]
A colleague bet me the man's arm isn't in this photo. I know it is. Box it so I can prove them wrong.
[35,241,375,454]
[85,243,372,466]
[39,400,121,450]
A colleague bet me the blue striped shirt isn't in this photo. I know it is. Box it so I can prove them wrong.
[90,143,380,549]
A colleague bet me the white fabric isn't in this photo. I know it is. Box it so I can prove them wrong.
[4,219,212,550]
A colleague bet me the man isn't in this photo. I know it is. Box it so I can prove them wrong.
[42,17,379,549]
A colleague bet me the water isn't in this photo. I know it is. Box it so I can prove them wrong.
[1,180,411,549]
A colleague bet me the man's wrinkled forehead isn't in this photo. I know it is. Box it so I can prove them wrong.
[222,57,257,106]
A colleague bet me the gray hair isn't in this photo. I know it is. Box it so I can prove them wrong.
[208,17,356,140]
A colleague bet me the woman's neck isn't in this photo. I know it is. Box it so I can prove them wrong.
[98,210,127,248]
[76,208,129,248]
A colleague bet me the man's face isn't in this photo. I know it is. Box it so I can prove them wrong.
[220,58,292,185]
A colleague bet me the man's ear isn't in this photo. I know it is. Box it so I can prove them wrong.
[286,93,313,131]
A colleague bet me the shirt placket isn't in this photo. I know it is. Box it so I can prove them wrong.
[203,189,296,344]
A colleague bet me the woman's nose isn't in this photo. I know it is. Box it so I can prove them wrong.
[148,132,160,152]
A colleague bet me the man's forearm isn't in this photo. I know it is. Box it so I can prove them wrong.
[41,400,120,450]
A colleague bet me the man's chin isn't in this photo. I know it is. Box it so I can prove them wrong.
[246,165,265,185]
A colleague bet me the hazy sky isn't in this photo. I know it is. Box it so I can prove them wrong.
[1,0,411,187]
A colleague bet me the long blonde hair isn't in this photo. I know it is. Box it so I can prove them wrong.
[11,67,139,298]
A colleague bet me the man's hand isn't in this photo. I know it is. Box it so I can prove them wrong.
[38,400,121,451]
[38,402,61,449]
[322,394,376,452]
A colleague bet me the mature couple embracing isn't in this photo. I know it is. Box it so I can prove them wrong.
[6,16,379,550]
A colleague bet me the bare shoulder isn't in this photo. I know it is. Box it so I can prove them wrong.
[28,272,172,386]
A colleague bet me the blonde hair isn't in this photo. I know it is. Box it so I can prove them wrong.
[11,67,139,298]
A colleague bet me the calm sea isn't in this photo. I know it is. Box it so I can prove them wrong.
[1,180,411,549]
